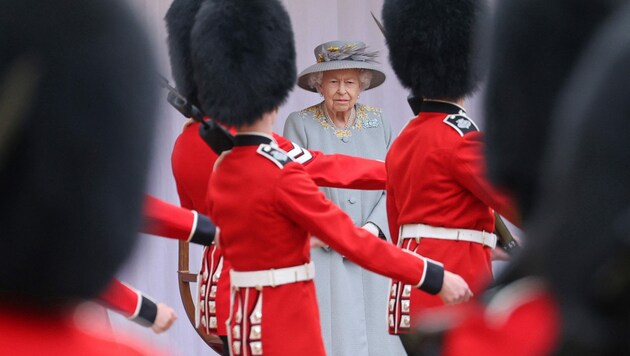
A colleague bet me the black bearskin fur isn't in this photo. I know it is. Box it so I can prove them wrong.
[382,0,483,100]
[0,0,157,304]
[482,0,623,219]
[191,0,296,127]
[525,3,630,353]
[165,0,204,107]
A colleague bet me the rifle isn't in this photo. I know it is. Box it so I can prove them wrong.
[494,212,520,255]
[158,75,234,154]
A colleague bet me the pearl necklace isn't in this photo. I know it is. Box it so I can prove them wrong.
[321,102,356,139]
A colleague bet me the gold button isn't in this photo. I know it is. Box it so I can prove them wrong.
[401,300,410,313]
[402,285,411,297]
[232,341,241,355]
[250,311,262,323]
[250,341,263,355]
[250,325,262,340]
[400,315,410,328]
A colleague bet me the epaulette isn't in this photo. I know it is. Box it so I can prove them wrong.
[400,117,416,133]
[257,144,293,168]
[443,112,479,136]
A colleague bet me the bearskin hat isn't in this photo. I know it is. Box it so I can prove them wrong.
[522,4,630,352]
[382,0,483,100]
[0,0,157,304]
[191,0,296,127]
[165,0,204,107]
[482,0,622,219]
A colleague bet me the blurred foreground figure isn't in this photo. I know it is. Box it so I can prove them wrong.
[426,1,630,355]
[483,0,625,220]
[0,0,162,354]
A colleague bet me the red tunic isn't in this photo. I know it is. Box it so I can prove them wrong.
[443,280,559,356]
[208,133,430,356]
[97,194,215,324]
[142,194,215,245]
[98,280,144,320]
[171,122,388,336]
[172,122,387,209]
[142,195,198,241]
[0,305,162,356]
[171,122,224,335]
[385,100,518,333]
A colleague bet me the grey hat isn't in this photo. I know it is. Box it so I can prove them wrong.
[297,40,386,92]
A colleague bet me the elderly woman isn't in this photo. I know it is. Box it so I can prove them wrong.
[283,40,405,356]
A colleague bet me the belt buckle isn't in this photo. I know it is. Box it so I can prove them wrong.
[304,263,310,280]
[481,230,486,246]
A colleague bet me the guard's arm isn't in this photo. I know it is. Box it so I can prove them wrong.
[142,194,216,245]
[273,132,386,190]
[98,279,158,327]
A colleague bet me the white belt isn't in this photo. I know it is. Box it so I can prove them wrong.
[400,223,497,249]
[230,262,315,288]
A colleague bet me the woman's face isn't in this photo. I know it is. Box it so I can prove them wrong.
[319,69,361,116]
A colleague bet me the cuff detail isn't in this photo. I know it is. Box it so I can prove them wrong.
[130,295,158,326]
[189,212,216,245]
[417,258,444,295]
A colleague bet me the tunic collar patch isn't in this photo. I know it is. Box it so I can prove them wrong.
[234,133,274,146]
[420,100,466,115]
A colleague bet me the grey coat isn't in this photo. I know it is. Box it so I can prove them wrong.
[283,102,406,356]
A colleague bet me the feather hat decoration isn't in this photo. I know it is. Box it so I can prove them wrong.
[297,40,386,92]
[317,43,379,63]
